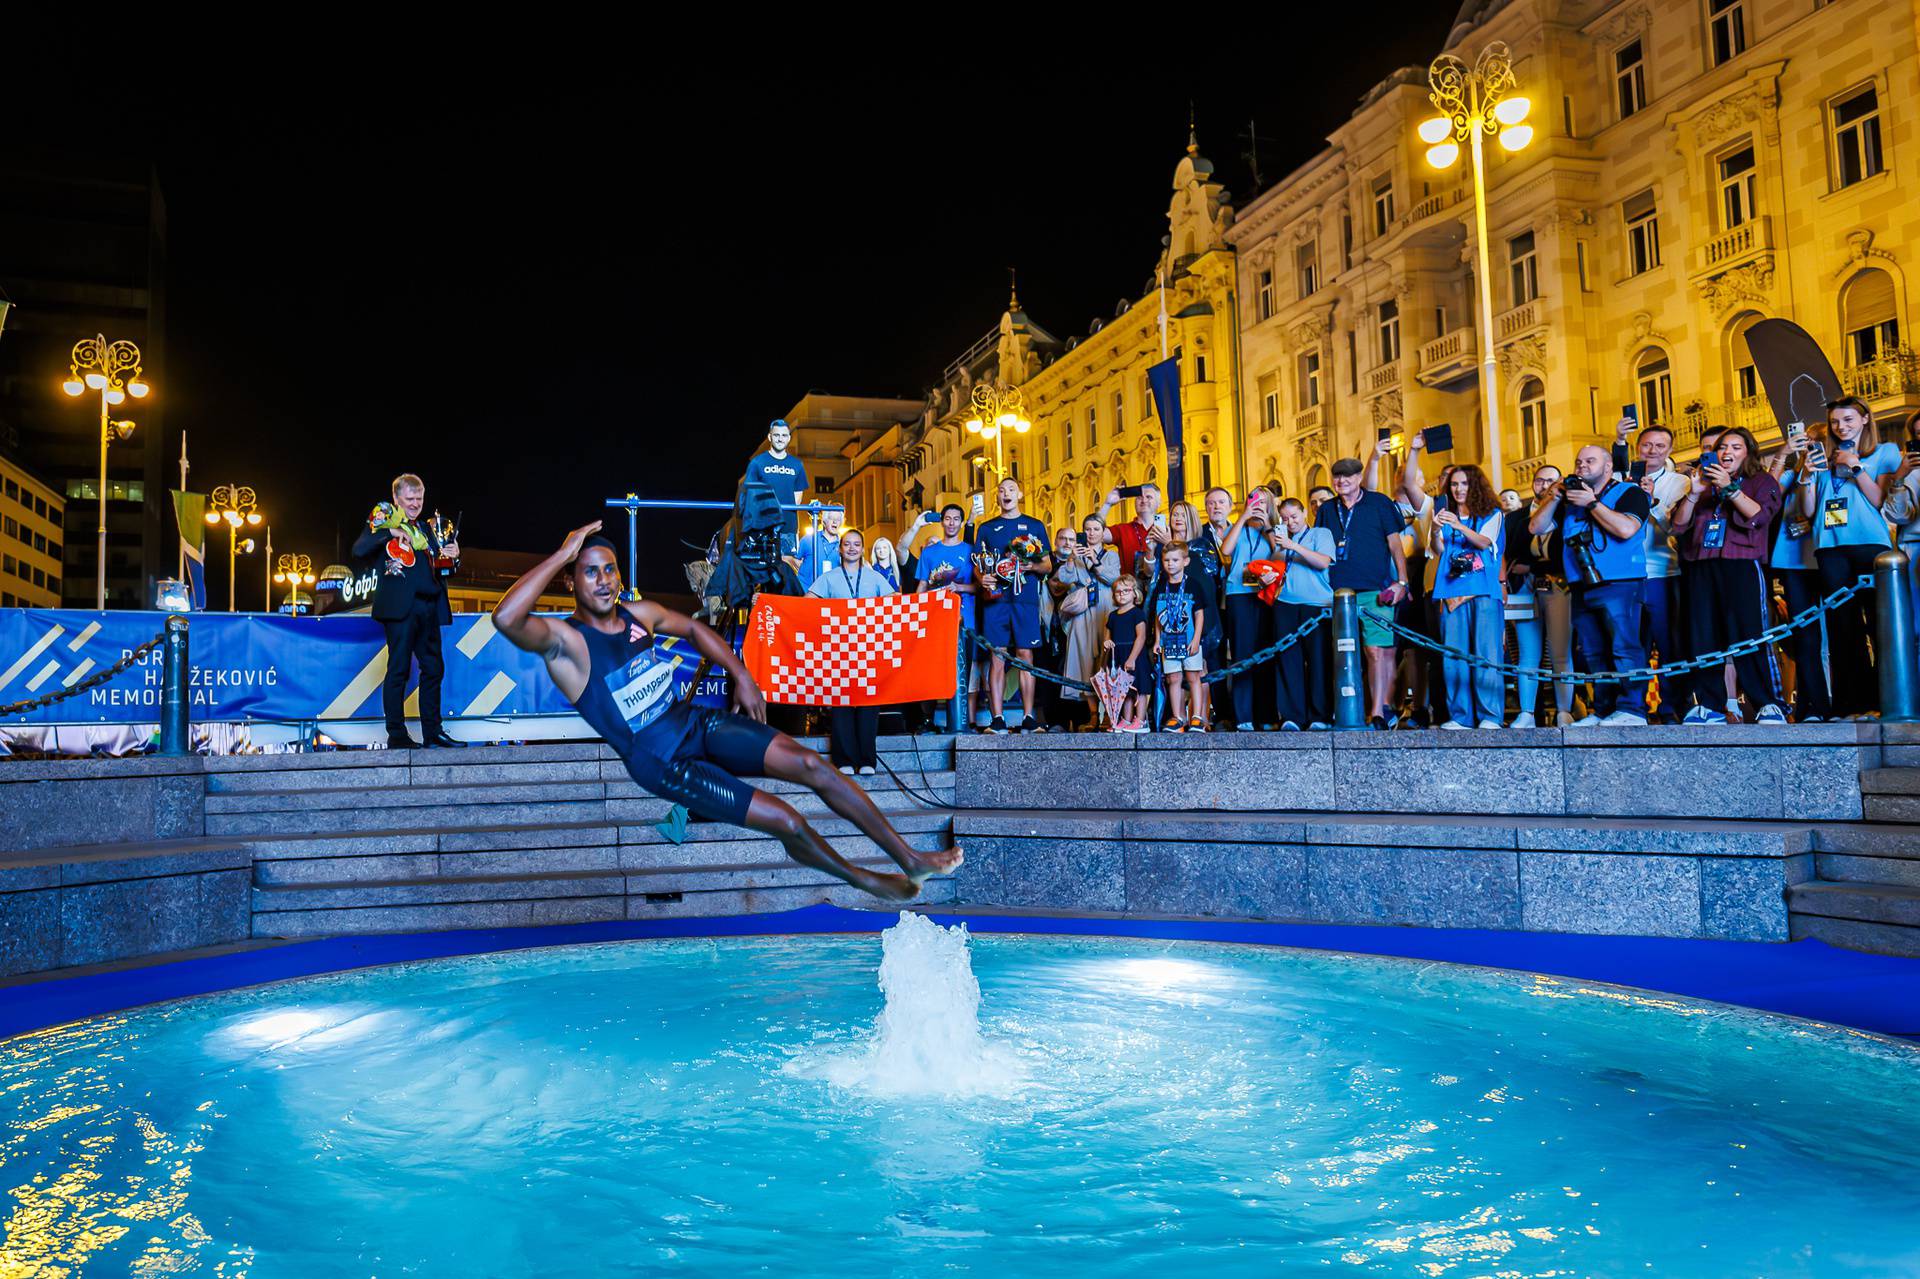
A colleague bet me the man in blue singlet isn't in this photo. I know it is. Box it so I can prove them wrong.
[494,522,961,901]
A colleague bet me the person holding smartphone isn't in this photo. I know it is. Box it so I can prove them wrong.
[1799,395,1899,717]
[1219,491,1280,730]
[1771,421,1833,721]
[1054,515,1121,727]
[1671,427,1786,724]
[1431,464,1507,729]
[1098,483,1165,583]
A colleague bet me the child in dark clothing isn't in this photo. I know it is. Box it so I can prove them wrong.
[1102,574,1150,732]
[1146,542,1210,731]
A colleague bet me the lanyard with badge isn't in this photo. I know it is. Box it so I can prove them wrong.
[1820,470,1852,530]
[1331,500,1356,562]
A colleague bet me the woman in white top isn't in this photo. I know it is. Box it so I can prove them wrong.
[806,529,890,773]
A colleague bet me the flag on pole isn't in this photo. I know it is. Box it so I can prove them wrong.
[1147,357,1186,503]
[742,590,960,706]
[172,490,208,610]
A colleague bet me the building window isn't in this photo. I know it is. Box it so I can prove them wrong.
[1378,299,1401,364]
[1347,332,1359,394]
[1341,212,1354,270]
[1259,372,1281,432]
[1064,416,1074,460]
[1729,312,1763,399]
[49,542,60,560]
[1256,268,1275,320]
[33,497,47,518]
[1615,39,1647,118]
[32,533,45,553]
[1842,268,1900,364]
[1831,85,1885,189]
[1140,372,1153,420]
[1086,403,1098,447]
[1195,354,1208,382]
[1296,241,1318,298]
[1508,230,1538,306]
[1518,377,1548,458]
[1297,351,1322,410]
[1717,144,1756,229]
[1110,390,1123,434]
[1563,94,1576,137]
[2,556,12,574]
[2,517,12,537]
[1041,433,1050,471]
[1623,189,1661,275]
[1709,0,1746,65]
[1635,349,1674,425]
[1371,175,1394,237]
[1576,240,1593,292]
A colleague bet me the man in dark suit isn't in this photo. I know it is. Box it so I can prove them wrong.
[352,472,464,749]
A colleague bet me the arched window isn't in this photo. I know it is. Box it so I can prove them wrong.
[1726,311,1763,402]
[1307,463,1328,494]
[1518,377,1548,458]
[1634,348,1673,425]
[1842,268,1899,365]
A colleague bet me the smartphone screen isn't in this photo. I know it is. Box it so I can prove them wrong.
[1628,461,1647,481]
[1621,404,1638,424]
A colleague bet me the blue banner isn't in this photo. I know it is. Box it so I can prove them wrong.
[0,610,730,725]
[1147,356,1186,503]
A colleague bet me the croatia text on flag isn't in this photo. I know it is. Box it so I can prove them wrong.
[743,591,960,707]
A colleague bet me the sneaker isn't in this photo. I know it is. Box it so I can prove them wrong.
[1163,715,1184,732]
[1125,718,1151,734]
[1601,709,1649,727]
[1801,714,1824,724]
[1476,719,1502,730]
[837,765,855,775]
[1280,721,1301,732]
[1309,721,1332,731]
[1755,704,1787,725]
[1187,717,1208,733]
[987,717,1009,735]
[1236,722,1255,732]
[1019,716,1039,734]
[857,765,876,776]
[1555,711,1575,727]
[1259,723,1281,731]
[1368,715,1390,732]
[1682,705,1726,726]
[1570,714,1601,727]
[1508,711,1536,729]
[1439,720,1470,730]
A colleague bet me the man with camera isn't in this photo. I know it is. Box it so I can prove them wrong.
[1530,445,1652,726]
[352,472,463,749]
[1098,483,1165,581]
[1612,416,1691,720]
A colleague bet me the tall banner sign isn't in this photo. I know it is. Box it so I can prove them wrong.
[1147,356,1186,502]
[0,610,727,726]
[171,491,208,610]
[743,591,959,706]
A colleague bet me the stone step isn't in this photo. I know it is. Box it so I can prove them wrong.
[206,748,954,793]
[1878,745,1920,768]
[1858,768,1920,795]
[205,768,955,813]
[249,833,956,910]
[1788,912,1920,958]
[1813,854,1920,889]
[1787,880,1920,929]
[1862,796,1920,823]
[1811,824,1920,858]
[250,813,954,884]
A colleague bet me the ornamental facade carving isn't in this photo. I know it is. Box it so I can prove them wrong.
[1498,333,1549,378]
[1370,389,1403,428]
[1593,4,1651,50]
[1690,86,1779,150]
[1696,255,1775,316]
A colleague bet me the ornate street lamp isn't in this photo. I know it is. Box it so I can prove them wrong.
[61,335,149,609]
[963,382,1032,484]
[205,484,262,611]
[273,552,316,612]
[1420,40,1534,486]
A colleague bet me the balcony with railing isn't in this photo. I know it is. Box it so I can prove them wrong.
[1694,215,1773,277]
[1364,359,1402,396]
[1678,395,1778,450]
[1416,326,1477,387]
[1840,347,1920,404]
[1494,299,1540,341]
[1293,403,1324,432]
[1398,185,1470,232]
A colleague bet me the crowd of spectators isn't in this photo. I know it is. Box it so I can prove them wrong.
[794,396,1919,735]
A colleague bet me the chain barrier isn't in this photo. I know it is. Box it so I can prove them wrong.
[0,629,166,718]
[968,608,1330,694]
[1375,574,1873,685]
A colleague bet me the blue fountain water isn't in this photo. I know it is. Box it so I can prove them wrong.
[3,917,1918,1276]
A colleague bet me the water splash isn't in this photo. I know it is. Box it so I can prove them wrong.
[803,913,1023,1098]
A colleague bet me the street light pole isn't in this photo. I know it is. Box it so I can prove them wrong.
[1420,41,1534,488]
[205,485,262,612]
[963,382,1032,489]
[61,336,148,609]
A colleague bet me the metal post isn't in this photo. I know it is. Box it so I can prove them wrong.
[624,493,639,602]
[96,394,109,611]
[1333,589,1366,729]
[158,614,190,755]
[950,625,968,734]
[1467,116,1504,488]
[1874,547,1919,723]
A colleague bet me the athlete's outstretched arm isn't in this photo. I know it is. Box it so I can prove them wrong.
[495,521,601,655]
[633,599,767,722]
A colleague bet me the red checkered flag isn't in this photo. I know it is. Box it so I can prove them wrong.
[743,591,960,706]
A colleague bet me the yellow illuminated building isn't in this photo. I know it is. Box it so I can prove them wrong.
[0,451,66,608]
[1230,0,1920,494]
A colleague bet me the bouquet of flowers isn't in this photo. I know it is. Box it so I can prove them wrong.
[924,561,960,590]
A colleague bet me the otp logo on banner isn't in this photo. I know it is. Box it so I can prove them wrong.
[744,592,959,708]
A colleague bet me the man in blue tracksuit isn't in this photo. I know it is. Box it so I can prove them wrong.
[1531,445,1653,726]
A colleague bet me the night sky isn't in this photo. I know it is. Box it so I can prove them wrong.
[16,20,1456,598]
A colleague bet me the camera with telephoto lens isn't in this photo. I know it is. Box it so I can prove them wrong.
[1448,550,1483,579]
[1565,525,1602,586]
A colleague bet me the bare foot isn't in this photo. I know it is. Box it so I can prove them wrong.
[903,844,964,885]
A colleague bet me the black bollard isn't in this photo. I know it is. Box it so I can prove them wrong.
[158,614,190,755]
[1874,547,1920,723]
[1333,590,1366,730]
[951,628,968,734]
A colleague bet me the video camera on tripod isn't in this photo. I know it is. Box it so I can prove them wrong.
[702,477,809,614]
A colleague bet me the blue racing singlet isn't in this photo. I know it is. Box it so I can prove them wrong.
[564,614,696,761]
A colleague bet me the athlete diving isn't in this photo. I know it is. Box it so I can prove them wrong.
[493,522,962,900]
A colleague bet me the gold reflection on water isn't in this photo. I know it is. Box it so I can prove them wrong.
[2,1024,228,1279]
